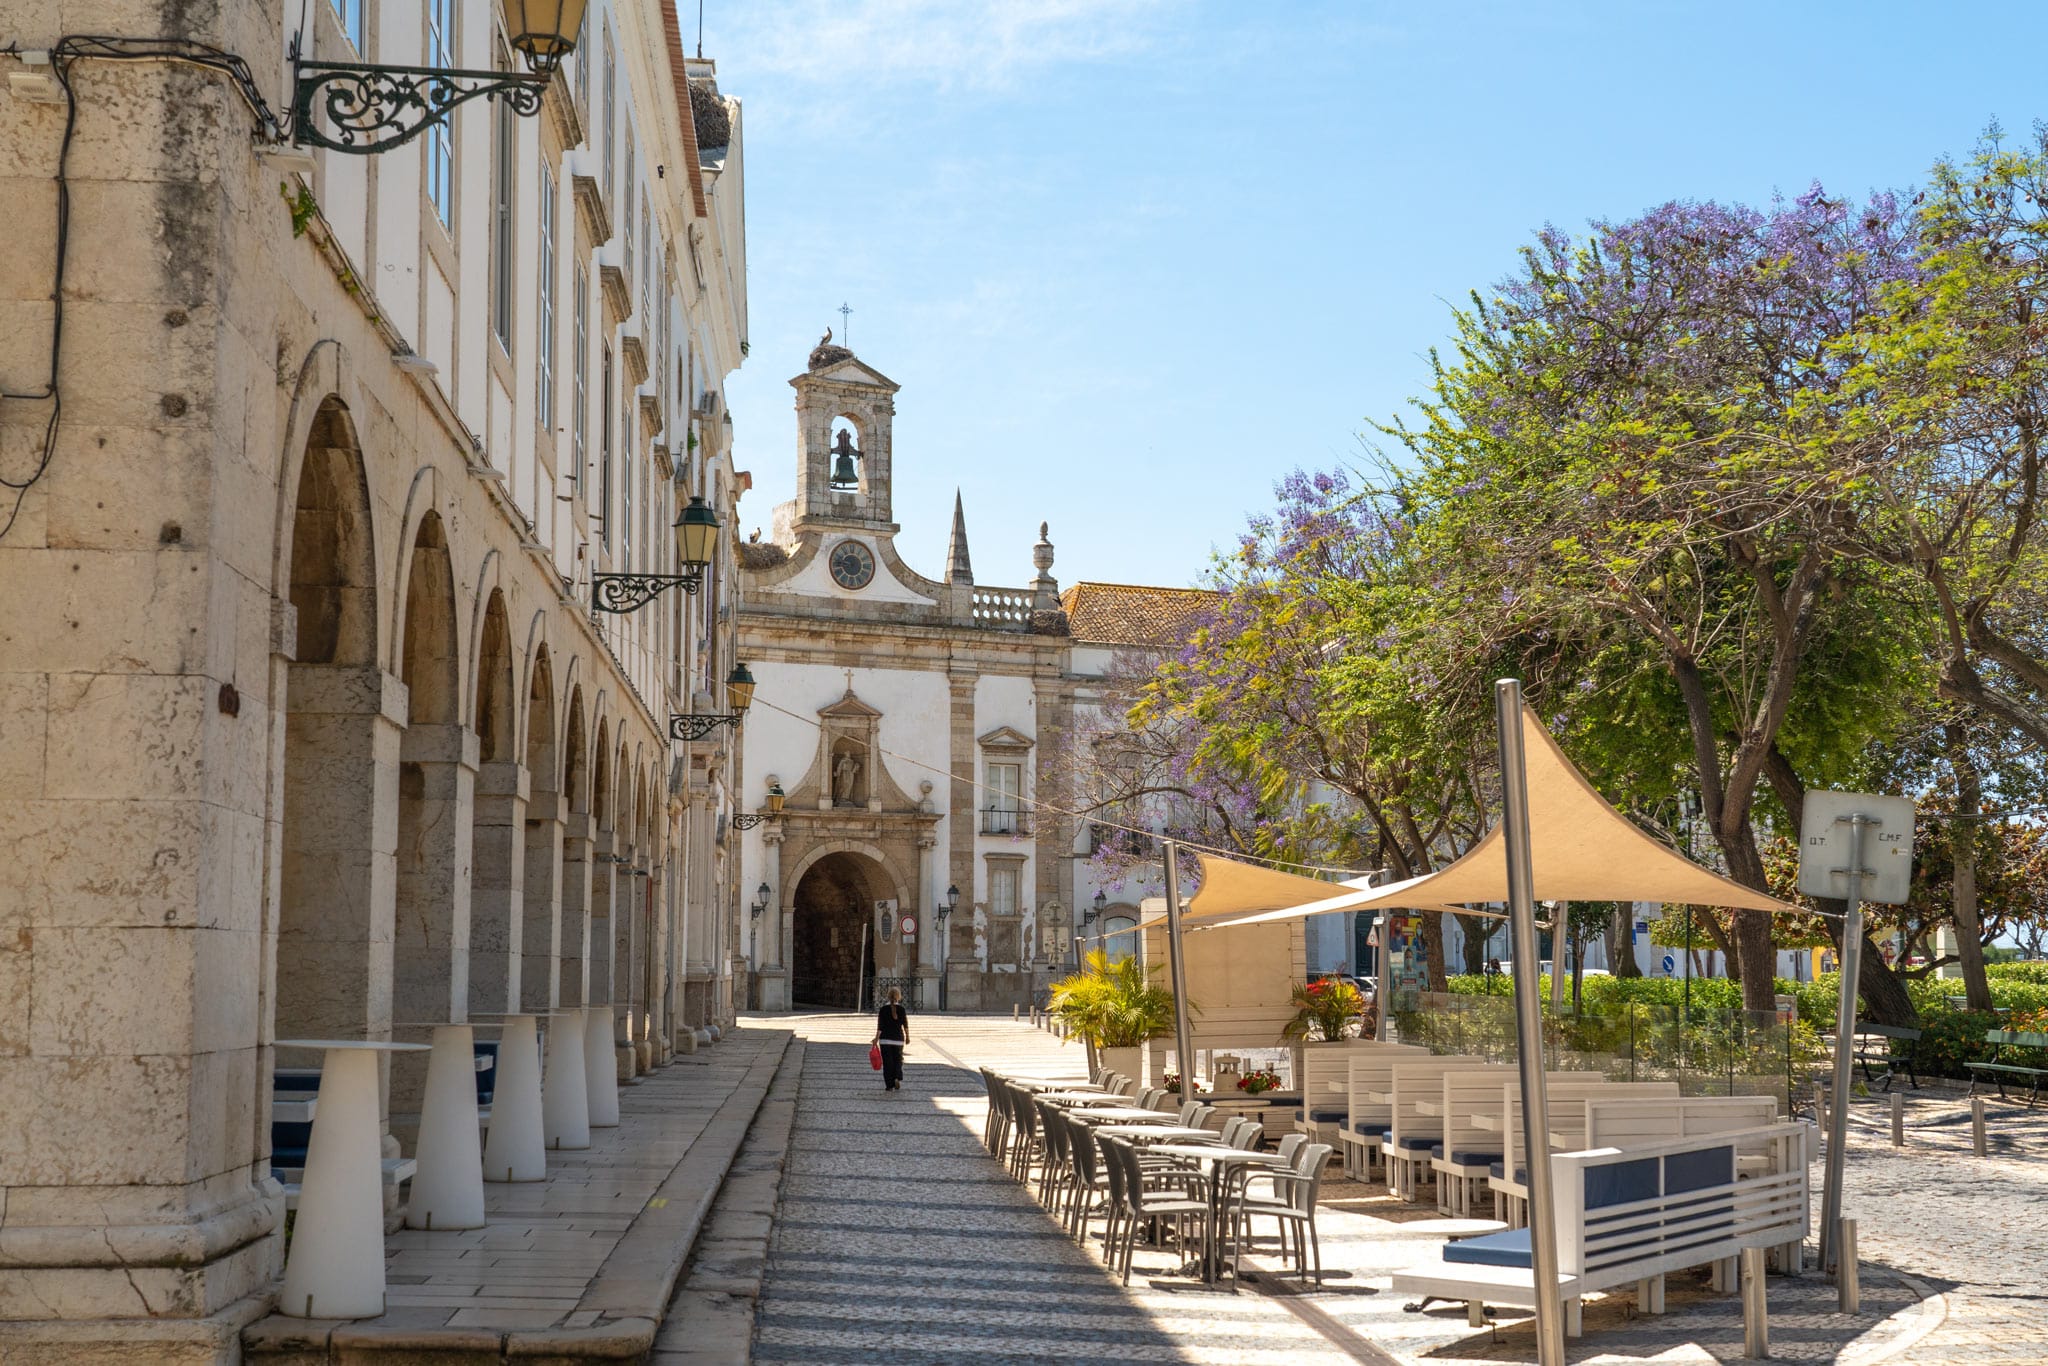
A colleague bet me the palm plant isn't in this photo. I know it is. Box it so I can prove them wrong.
[1282,976,1369,1042]
[1047,949,1181,1048]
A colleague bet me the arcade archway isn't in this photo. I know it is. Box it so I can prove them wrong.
[790,852,884,1008]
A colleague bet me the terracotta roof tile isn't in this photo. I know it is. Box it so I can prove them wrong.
[1059,581,1220,649]
[659,1,708,218]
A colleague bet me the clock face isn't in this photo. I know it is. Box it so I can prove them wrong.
[828,539,876,590]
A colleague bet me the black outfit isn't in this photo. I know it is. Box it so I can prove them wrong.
[876,1002,908,1090]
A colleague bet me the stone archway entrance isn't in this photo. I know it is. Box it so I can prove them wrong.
[790,852,883,1008]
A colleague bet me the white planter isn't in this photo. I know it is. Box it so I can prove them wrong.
[1097,1045,1143,1086]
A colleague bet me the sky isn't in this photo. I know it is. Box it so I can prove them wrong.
[700,0,2048,592]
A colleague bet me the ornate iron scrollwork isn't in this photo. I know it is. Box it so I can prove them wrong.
[292,62,546,154]
[669,713,738,743]
[591,569,704,614]
[731,812,773,830]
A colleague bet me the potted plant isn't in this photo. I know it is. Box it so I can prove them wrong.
[1236,1067,1282,1095]
[1047,948,1182,1084]
[1283,975,1370,1043]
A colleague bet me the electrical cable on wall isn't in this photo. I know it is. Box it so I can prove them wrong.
[0,36,282,542]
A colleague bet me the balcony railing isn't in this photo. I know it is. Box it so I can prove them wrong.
[980,806,1032,836]
[1088,823,1155,856]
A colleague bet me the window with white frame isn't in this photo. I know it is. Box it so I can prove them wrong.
[573,13,588,110]
[640,195,651,322]
[601,28,615,198]
[622,397,634,568]
[572,263,588,494]
[332,0,364,51]
[623,140,635,278]
[988,863,1019,919]
[425,0,454,226]
[537,168,557,428]
[490,42,516,351]
[599,345,613,547]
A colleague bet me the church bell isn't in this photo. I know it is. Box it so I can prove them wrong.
[828,429,860,488]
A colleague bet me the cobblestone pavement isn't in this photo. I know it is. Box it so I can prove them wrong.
[749,1012,2028,1364]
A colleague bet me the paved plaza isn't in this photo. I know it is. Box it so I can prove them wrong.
[736,1011,2043,1365]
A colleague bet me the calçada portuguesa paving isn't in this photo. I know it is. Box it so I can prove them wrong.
[730,1010,2046,1366]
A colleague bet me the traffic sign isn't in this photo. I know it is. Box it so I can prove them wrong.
[1796,791,1915,904]
[900,915,916,939]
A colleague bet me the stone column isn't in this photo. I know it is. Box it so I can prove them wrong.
[945,671,982,1011]
[682,791,715,1026]
[612,857,641,1076]
[391,722,478,1114]
[756,820,787,1010]
[278,664,406,1042]
[587,828,616,1006]
[559,812,593,1006]
[519,788,565,1011]
[468,760,528,1017]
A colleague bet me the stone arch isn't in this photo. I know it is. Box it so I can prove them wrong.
[592,720,612,832]
[563,686,588,816]
[467,587,521,1015]
[393,507,473,1068]
[520,643,563,1011]
[275,393,392,1049]
[783,840,913,1009]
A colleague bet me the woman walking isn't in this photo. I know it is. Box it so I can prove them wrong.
[874,986,909,1091]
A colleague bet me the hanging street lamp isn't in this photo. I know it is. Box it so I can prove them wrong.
[290,0,589,154]
[595,496,721,614]
[670,663,754,742]
[731,781,785,831]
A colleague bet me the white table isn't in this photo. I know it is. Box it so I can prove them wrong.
[541,1009,590,1151]
[391,1023,487,1230]
[471,1014,546,1182]
[1038,1093,1133,1107]
[274,1039,429,1319]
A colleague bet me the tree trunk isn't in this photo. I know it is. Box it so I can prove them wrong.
[1422,910,1450,992]
[1810,894,1920,1026]
[1609,903,1643,977]
[1946,722,1995,1011]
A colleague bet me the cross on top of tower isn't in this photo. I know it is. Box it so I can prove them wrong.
[837,302,853,346]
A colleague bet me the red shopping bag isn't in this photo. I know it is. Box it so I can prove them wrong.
[869,1044,883,1071]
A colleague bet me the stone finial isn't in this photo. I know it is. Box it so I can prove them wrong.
[1032,521,1055,575]
[1030,521,1059,611]
[946,490,974,584]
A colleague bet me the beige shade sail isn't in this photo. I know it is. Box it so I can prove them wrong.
[1188,703,1798,931]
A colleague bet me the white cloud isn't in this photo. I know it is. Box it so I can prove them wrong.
[708,0,1175,94]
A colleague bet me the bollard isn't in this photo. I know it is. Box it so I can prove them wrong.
[1741,1245,1770,1359]
[1012,1003,1019,1022]
[1972,1097,1988,1156]
[1891,1092,1904,1147]
[1837,1219,1859,1313]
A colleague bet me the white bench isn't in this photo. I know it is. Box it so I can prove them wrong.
[1295,1040,1381,1147]
[1334,1043,1427,1180]
[1393,1120,1811,1337]
[281,1156,419,1213]
[1427,1065,1517,1215]
[1381,1058,1499,1202]
[1491,1080,1679,1226]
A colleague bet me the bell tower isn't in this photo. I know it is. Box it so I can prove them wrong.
[790,337,902,534]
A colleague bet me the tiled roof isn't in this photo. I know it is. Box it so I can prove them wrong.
[1059,581,1220,648]
[658,3,708,218]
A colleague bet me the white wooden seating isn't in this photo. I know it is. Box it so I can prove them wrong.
[1491,1080,1679,1226]
[1381,1058,1499,1202]
[1294,1040,1380,1147]
[1334,1043,1427,1180]
[1392,1120,1811,1338]
[1426,1065,1516,1215]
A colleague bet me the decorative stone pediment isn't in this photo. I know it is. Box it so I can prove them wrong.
[976,725,1033,754]
[783,682,919,815]
[795,356,901,393]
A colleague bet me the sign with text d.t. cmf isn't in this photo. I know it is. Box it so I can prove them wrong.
[1796,790,1916,905]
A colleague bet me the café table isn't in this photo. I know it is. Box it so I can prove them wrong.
[1139,1142,1289,1284]
[274,1039,430,1319]
[389,1022,487,1231]
[474,1014,546,1182]
[541,1008,589,1151]
[1062,1106,1168,1123]
[1036,1092,1131,1107]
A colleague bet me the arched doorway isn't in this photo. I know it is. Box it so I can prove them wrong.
[790,852,884,1008]
[468,588,520,1016]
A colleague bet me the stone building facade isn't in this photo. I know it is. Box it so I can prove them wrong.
[0,0,748,1356]
[733,344,1222,1013]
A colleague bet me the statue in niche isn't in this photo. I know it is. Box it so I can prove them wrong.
[833,749,863,806]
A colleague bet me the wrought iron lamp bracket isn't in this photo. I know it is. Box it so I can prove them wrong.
[669,713,739,743]
[731,812,775,831]
[291,60,547,154]
[591,569,706,614]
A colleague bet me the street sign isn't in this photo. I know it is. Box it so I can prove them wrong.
[1797,791,1915,904]
[900,915,916,940]
[1661,953,1676,977]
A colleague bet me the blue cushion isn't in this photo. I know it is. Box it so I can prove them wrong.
[1586,1156,1659,1210]
[1430,1143,1444,1159]
[1488,1162,1528,1182]
[1665,1145,1733,1196]
[1352,1121,1391,1137]
[1395,1134,1435,1151]
[1308,1108,1347,1123]
[1444,1149,1502,1167]
[1442,1228,1533,1268]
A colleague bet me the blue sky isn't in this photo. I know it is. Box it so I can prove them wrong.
[705,0,2048,592]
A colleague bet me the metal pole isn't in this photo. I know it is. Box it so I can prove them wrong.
[1376,913,1390,1041]
[854,922,869,1013]
[1820,813,1870,1275]
[1161,842,1199,1104]
[1496,680,1565,1366]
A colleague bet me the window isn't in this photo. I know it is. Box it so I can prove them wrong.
[640,196,651,322]
[984,762,1023,835]
[425,0,454,226]
[572,264,588,493]
[332,0,364,51]
[601,28,615,198]
[599,346,613,547]
[623,140,635,278]
[537,168,557,428]
[989,865,1019,919]
[573,13,588,110]
[622,397,634,568]
[490,45,516,350]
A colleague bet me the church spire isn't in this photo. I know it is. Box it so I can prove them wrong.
[946,490,974,584]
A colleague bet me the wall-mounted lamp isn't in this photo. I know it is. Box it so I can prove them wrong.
[670,663,755,742]
[732,779,785,830]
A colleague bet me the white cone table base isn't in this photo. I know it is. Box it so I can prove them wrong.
[276,1040,428,1319]
[542,1010,590,1150]
[406,1024,485,1229]
[584,1005,621,1127]
[483,1015,546,1182]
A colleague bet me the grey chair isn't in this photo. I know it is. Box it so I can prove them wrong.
[1103,1138,1211,1285]
[1230,1142,1334,1283]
